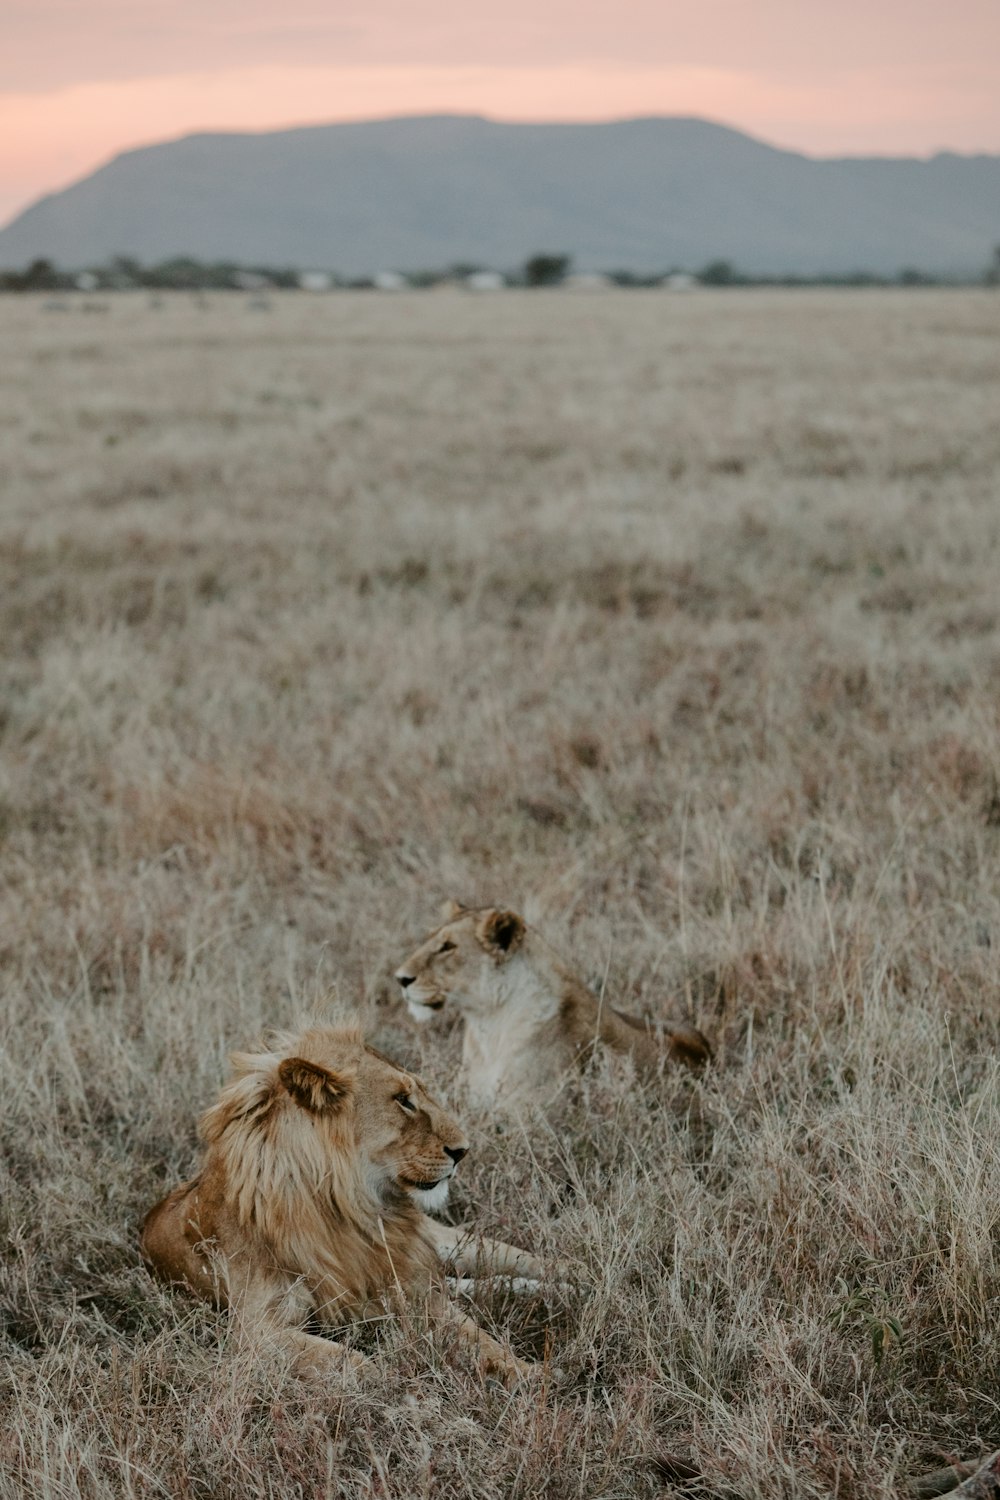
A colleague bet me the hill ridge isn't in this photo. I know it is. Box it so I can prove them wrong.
[1,114,997,276]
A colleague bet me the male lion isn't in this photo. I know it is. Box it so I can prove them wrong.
[395,903,712,1110]
[141,1024,550,1381]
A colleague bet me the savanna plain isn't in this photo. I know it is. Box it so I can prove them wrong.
[2,287,1000,1500]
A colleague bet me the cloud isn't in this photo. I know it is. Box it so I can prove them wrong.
[4,0,999,91]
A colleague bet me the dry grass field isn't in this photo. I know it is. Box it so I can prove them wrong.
[2,286,1000,1499]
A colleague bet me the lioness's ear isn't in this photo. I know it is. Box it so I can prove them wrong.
[278,1057,351,1114]
[477,909,525,958]
[440,899,465,922]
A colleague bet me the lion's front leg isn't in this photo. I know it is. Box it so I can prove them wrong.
[424,1217,583,1297]
[271,1325,368,1377]
[423,1218,547,1280]
[429,1293,533,1384]
[234,1274,368,1379]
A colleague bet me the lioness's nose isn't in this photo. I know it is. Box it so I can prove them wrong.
[396,972,414,989]
[444,1145,468,1165]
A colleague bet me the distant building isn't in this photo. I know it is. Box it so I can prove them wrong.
[465,271,505,291]
[373,271,407,291]
[74,272,99,291]
[298,271,334,292]
[663,272,696,291]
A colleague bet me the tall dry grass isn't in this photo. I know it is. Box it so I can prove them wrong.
[1,287,1000,1497]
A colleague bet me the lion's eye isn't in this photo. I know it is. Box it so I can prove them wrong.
[395,1093,417,1113]
[437,941,457,955]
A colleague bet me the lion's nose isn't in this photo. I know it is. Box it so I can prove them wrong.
[396,973,415,989]
[444,1145,468,1165]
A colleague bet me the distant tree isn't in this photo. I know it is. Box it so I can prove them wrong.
[100,255,144,288]
[523,253,571,287]
[261,266,302,289]
[149,257,222,289]
[697,259,738,286]
[24,258,62,290]
[897,266,935,286]
[0,259,72,291]
[406,268,447,288]
[986,244,1000,287]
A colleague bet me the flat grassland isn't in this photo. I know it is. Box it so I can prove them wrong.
[2,288,1000,1498]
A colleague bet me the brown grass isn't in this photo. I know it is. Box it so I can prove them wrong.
[2,286,1000,1498]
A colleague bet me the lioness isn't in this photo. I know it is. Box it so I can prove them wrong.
[395,903,712,1109]
[141,1024,550,1381]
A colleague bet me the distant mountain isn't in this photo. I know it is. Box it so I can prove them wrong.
[1,114,998,277]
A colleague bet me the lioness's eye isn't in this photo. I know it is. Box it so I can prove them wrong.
[395,1093,416,1112]
[437,941,457,955]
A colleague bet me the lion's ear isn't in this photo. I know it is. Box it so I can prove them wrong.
[278,1057,351,1114]
[477,909,525,958]
[440,899,466,923]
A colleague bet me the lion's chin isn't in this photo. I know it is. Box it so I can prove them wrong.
[406,1179,451,1214]
[407,998,445,1024]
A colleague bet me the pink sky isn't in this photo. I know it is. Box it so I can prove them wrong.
[3,0,1000,224]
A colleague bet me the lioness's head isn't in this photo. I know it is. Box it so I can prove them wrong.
[395,901,527,1022]
[204,1025,468,1215]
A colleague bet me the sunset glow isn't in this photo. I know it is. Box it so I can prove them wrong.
[3,0,999,226]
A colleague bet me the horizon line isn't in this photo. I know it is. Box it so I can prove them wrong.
[103,109,998,165]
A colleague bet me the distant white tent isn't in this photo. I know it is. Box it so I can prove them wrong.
[298,271,333,292]
[465,271,505,291]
